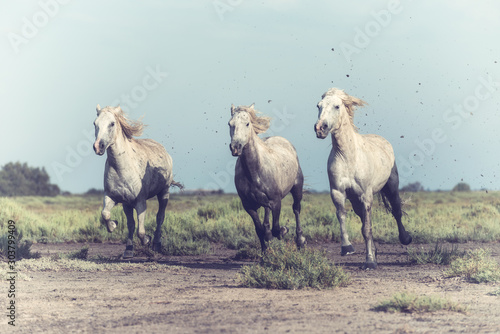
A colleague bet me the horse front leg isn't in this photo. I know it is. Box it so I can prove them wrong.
[123,204,135,259]
[245,207,267,252]
[135,201,151,247]
[263,207,273,242]
[271,201,288,239]
[101,195,117,233]
[358,193,377,270]
[153,190,169,252]
[331,190,354,256]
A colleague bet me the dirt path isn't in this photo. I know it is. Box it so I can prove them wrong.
[4,242,500,333]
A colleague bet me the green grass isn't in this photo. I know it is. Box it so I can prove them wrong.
[1,191,500,255]
[407,242,465,265]
[445,248,500,283]
[238,240,350,290]
[372,292,467,314]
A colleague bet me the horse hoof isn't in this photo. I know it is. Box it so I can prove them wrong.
[296,236,306,248]
[123,249,134,259]
[141,235,151,246]
[106,220,117,233]
[361,262,377,270]
[400,233,413,246]
[341,245,355,256]
[152,242,162,252]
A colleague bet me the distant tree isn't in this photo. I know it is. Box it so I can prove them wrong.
[400,182,424,192]
[84,188,105,197]
[0,162,60,196]
[452,182,471,192]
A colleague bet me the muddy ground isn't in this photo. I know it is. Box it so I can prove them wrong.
[4,241,500,333]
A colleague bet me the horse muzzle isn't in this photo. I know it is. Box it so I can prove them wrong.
[93,140,106,156]
[229,143,242,156]
[314,122,328,139]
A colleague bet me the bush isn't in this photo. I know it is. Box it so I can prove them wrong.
[238,240,350,290]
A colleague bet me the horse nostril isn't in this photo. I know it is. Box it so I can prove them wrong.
[321,124,328,131]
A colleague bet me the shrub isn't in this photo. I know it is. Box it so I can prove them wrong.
[238,240,350,290]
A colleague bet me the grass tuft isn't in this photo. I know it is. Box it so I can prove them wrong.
[372,292,467,313]
[238,240,350,290]
[407,242,464,265]
[445,248,500,283]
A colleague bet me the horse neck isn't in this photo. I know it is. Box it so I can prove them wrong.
[106,132,133,171]
[240,132,265,181]
[331,112,359,160]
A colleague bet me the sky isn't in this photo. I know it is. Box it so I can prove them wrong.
[1,0,499,194]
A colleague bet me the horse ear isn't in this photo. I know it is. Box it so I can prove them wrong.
[96,104,101,114]
[249,103,255,109]
[231,104,235,116]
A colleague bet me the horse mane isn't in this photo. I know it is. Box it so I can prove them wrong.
[234,105,271,134]
[98,106,145,139]
[322,88,367,131]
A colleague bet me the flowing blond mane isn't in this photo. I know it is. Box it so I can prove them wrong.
[233,104,271,134]
[322,88,367,131]
[98,106,145,139]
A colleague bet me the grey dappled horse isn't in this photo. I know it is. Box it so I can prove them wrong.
[93,105,181,258]
[314,88,412,269]
[229,104,305,251]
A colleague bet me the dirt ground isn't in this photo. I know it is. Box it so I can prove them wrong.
[5,241,500,333]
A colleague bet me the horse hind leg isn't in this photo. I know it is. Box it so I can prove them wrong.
[291,183,305,248]
[382,163,412,245]
[135,201,151,247]
[152,189,169,252]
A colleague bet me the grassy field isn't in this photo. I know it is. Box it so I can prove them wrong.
[1,191,500,256]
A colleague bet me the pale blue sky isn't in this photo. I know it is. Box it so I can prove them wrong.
[1,1,499,193]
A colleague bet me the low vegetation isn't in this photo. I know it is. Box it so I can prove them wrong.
[238,240,350,290]
[445,249,500,283]
[407,242,464,265]
[372,292,467,314]
[1,191,500,257]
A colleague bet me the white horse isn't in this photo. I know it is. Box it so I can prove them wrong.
[229,104,305,251]
[93,105,181,258]
[314,88,412,269]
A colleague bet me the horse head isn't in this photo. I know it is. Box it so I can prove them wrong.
[93,105,121,156]
[315,88,366,139]
[228,103,262,156]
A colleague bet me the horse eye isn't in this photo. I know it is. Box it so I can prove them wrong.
[110,122,115,127]
[335,105,340,110]
[246,123,250,127]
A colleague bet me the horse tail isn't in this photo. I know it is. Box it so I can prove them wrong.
[378,192,393,214]
[378,191,408,217]
[170,180,184,190]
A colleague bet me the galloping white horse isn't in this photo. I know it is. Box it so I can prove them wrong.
[229,104,305,251]
[93,105,180,258]
[314,88,412,269]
